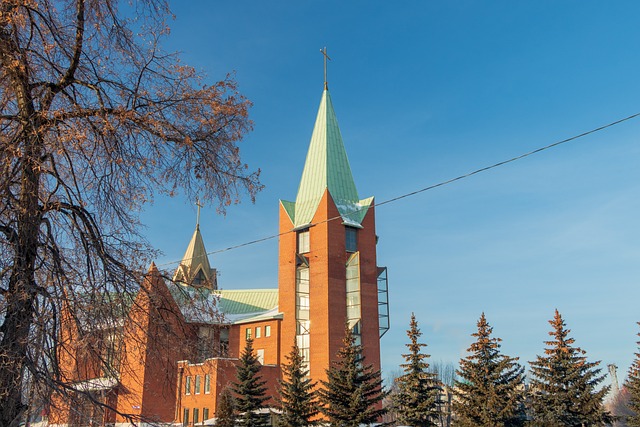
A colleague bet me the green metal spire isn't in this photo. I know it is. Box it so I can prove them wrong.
[282,89,372,228]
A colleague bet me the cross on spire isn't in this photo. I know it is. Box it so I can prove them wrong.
[320,47,331,90]
[195,198,203,228]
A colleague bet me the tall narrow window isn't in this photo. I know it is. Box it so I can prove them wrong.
[203,408,209,423]
[255,326,261,338]
[296,261,310,368]
[245,328,252,340]
[103,331,121,375]
[183,408,189,427]
[346,252,361,343]
[265,325,271,337]
[185,376,191,395]
[204,374,211,394]
[345,227,358,252]
[196,327,213,362]
[193,408,199,424]
[220,328,229,357]
[195,375,201,394]
[297,229,310,253]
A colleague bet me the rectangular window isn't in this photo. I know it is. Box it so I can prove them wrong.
[297,320,310,335]
[296,266,310,321]
[297,275,309,293]
[300,347,310,365]
[296,263,311,370]
[255,326,261,338]
[183,408,189,427]
[345,227,357,252]
[298,295,310,309]
[203,408,209,423]
[256,349,265,365]
[245,328,252,340]
[265,325,271,337]
[347,305,360,320]
[220,328,229,357]
[193,408,199,424]
[346,253,361,331]
[195,375,201,395]
[296,333,310,348]
[297,229,310,253]
[204,374,210,394]
[185,376,191,395]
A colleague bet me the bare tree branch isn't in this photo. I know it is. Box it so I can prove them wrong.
[0,1,261,425]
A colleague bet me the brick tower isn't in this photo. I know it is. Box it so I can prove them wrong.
[278,86,387,384]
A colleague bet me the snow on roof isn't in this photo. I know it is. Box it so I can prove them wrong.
[71,377,118,392]
[168,285,279,325]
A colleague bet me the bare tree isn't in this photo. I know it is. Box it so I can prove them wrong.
[607,386,632,426]
[0,1,261,426]
[428,361,457,388]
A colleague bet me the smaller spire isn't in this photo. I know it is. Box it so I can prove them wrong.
[173,220,217,290]
[320,47,331,90]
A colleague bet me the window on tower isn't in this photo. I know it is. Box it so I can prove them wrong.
[296,262,311,369]
[297,229,310,253]
[296,267,310,321]
[346,252,361,343]
[345,227,357,252]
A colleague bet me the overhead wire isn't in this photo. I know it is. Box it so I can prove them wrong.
[157,110,640,268]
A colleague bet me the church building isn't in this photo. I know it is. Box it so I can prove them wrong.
[48,83,389,426]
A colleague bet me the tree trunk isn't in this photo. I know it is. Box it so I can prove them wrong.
[0,83,42,426]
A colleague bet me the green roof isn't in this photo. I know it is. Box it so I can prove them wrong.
[168,285,279,324]
[282,89,372,228]
[218,289,278,315]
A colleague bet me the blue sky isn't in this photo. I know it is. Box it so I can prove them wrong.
[141,1,640,387]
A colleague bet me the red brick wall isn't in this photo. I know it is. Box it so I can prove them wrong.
[278,190,382,386]
[357,202,382,375]
[116,265,195,424]
[233,319,282,366]
[177,358,281,423]
[278,201,297,371]
[311,190,347,383]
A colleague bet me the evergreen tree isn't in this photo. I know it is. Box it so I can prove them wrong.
[216,386,236,427]
[529,309,611,426]
[625,322,640,426]
[318,326,388,427]
[232,338,269,427]
[453,313,525,427]
[392,313,442,427]
[277,342,319,427]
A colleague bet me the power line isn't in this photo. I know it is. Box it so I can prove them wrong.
[157,110,640,268]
